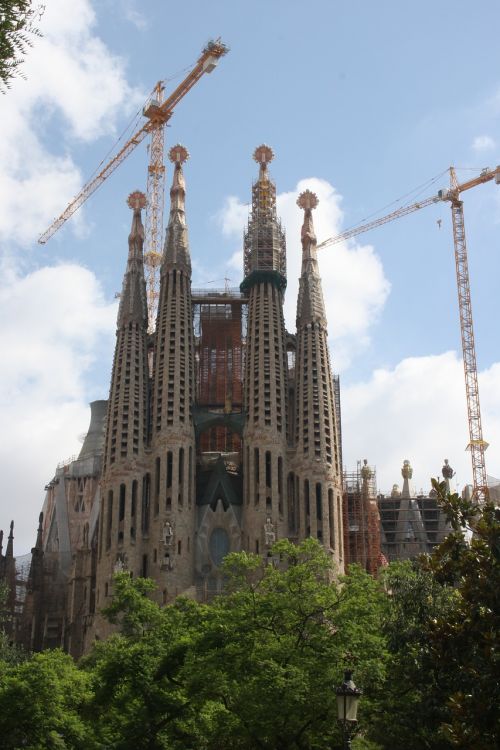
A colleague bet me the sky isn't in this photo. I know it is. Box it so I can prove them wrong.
[2,0,500,554]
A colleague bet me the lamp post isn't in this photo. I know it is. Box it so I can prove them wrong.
[335,670,362,749]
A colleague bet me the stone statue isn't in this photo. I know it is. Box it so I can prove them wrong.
[163,521,174,548]
[264,517,276,548]
[113,552,127,574]
[360,458,372,481]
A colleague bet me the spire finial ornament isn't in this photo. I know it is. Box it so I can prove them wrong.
[168,144,189,165]
[127,190,146,211]
[253,144,274,166]
[401,459,413,498]
[162,144,191,273]
[125,190,146,263]
[253,144,274,179]
[297,190,319,212]
[298,190,319,266]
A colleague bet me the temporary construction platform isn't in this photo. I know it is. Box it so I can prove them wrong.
[376,459,452,561]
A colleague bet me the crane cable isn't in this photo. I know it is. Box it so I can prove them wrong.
[339,169,450,238]
[82,61,198,187]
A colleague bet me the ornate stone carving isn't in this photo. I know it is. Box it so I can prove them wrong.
[113,552,128,574]
[401,459,413,481]
[360,458,372,482]
[442,458,454,480]
[162,520,174,548]
[160,521,175,571]
[264,517,276,548]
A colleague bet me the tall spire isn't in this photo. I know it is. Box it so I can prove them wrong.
[162,144,191,273]
[150,143,196,595]
[296,190,327,328]
[117,191,148,328]
[242,144,286,287]
[103,191,149,469]
[153,143,195,436]
[242,144,290,553]
[6,520,13,558]
[294,190,343,563]
[35,512,43,550]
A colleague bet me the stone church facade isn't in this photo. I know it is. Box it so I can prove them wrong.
[5,145,345,657]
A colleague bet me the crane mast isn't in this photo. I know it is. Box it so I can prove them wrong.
[318,166,500,501]
[38,39,229,330]
[448,168,488,501]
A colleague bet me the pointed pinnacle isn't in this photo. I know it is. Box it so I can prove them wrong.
[35,512,43,548]
[6,521,14,557]
[297,190,319,262]
[253,144,274,180]
[126,190,146,259]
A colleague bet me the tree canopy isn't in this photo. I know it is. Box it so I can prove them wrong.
[0,1,44,92]
[83,539,388,750]
[0,486,498,749]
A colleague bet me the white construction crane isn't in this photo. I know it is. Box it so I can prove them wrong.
[38,39,229,330]
[317,166,500,502]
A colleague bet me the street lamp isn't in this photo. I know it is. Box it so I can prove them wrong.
[335,670,362,749]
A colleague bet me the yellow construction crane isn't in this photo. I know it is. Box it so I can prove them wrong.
[317,166,500,502]
[38,39,229,330]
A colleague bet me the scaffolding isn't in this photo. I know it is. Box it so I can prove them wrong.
[343,461,382,575]
[377,491,446,561]
[192,289,248,453]
[243,166,286,279]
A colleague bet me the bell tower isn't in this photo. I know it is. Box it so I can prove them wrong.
[294,190,344,570]
[241,146,289,554]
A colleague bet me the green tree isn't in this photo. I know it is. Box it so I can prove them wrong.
[0,0,44,92]
[83,540,388,750]
[0,649,94,749]
[181,539,388,750]
[368,559,456,750]
[423,482,500,749]
[84,575,198,750]
[0,582,26,665]
[367,483,499,750]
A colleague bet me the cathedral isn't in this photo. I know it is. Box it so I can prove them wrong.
[2,144,346,657]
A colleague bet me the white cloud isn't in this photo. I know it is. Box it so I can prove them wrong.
[227,250,244,272]
[472,134,496,152]
[0,0,142,248]
[0,261,117,554]
[218,177,391,370]
[122,1,149,31]
[342,351,500,495]
[217,196,250,237]
[0,0,137,553]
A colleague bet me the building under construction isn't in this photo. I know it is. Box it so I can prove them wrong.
[343,460,383,574]
[192,288,247,454]
[1,145,347,656]
[343,458,453,571]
